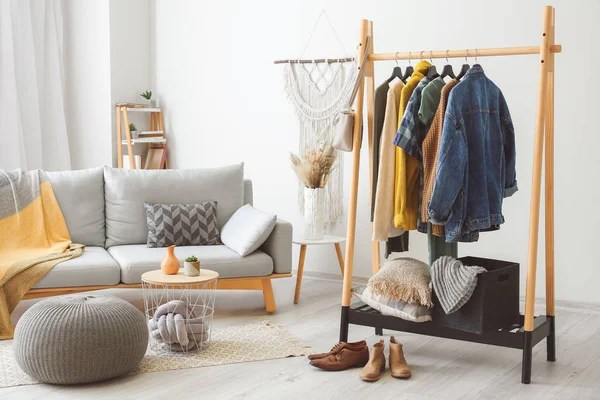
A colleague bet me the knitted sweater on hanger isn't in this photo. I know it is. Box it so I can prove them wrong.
[422,79,458,236]
[393,60,430,231]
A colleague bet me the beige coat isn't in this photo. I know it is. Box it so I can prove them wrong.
[373,78,405,241]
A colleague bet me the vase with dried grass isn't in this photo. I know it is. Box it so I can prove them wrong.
[290,142,337,240]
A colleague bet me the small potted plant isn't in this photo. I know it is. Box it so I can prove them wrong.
[129,123,139,139]
[140,90,154,107]
[184,255,200,277]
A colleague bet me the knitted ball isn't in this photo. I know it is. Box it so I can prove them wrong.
[13,295,148,385]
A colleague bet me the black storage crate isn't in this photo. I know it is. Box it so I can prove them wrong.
[432,256,520,334]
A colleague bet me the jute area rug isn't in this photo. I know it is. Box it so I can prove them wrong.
[0,321,308,388]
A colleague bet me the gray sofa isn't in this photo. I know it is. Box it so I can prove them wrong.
[26,164,292,312]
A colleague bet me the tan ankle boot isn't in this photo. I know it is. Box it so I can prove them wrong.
[359,340,386,381]
[389,336,411,378]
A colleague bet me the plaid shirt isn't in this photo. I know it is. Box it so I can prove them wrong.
[393,77,432,233]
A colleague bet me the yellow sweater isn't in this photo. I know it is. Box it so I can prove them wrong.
[394,60,430,230]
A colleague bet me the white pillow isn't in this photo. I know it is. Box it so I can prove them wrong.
[220,205,277,256]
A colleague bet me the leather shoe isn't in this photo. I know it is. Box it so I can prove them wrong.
[308,340,367,361]
[309,345,369,371]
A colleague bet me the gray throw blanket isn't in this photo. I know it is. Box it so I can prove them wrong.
[431,256,486,314]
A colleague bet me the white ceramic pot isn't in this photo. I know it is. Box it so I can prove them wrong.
[184,261,200,277]
[304,187,325,240]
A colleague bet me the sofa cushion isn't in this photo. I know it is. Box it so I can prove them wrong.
[108,244,273,284]
[46,167,105,247]
[32,247,120,288]
[104,164,244,248]
[221,205,276,256]
[145,202,221,247]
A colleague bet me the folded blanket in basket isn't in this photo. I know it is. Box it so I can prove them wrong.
[431,256,486,314]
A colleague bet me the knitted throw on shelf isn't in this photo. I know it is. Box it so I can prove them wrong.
[431,256,486,314]
[0,170,83,339]
[284,62,357,227]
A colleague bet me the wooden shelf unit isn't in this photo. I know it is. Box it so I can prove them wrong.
[115,104,168,169]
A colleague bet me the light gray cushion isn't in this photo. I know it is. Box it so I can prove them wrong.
[104,164,244,247]
[108,244,273,284]
[352,285,432,323]
[145,202,221,247]
[221,205,276,256]
[33,247,120,288]
[243,179,253,205]
[260,219,293,274]
[46,167,105,247]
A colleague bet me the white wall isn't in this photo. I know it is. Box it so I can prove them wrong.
[63,0,112,169]
[109,0,153,167]
[154,0,600,304]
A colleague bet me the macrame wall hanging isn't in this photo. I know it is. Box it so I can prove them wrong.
[280,10,357,228]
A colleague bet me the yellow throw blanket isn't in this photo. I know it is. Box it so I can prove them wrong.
[0,170,83,339]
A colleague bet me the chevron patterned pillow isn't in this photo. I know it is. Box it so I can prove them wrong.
[144,202,221,248]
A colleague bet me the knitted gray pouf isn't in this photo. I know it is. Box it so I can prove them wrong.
[13,295,148,385]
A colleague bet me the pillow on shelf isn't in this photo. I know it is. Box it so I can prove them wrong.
[367,257,432,307]
[352,286,432,323]
[220,204,277,256]
[144,202,221,248]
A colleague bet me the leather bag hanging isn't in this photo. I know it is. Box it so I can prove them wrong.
[332,36,371,152]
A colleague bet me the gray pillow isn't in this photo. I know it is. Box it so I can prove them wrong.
[352,286,432,323]
[144,202,221,248]
[220,204,276,256]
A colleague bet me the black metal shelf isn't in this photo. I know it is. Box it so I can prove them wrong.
[340,302,556,384]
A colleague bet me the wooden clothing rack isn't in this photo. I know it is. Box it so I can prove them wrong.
[339,5,560,384]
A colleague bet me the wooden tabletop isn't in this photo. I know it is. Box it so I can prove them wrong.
[293,235,347,246]
[141,269,219,285]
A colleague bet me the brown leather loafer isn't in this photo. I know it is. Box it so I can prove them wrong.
[309,345,369,371]
[308,340,367,361]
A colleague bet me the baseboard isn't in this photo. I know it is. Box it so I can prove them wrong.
[297,270,600,314]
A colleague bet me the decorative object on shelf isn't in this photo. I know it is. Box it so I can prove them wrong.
[160,245,180,275]
[13,295,148,385]
[279,10,356,228]
[290,142,336,240]
[141,90,155,107]
[184,256,200,277]
[129,123,139,139]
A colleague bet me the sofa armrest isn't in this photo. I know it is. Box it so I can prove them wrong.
[261,219,293,274]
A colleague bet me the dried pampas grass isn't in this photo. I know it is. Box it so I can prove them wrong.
[290,142,337,189]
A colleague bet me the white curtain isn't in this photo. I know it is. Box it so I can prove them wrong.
[0,0,70,171]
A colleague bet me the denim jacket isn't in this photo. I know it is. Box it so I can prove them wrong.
[427,65,517,242]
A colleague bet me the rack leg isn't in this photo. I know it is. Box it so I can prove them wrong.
[547,315,556,362]
[375,327,383,336]
[521,331,533,384]
[339,306,349,342]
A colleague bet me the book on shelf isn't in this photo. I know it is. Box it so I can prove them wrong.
[115,102,148,108]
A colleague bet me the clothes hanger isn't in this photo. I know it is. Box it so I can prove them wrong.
[388,52,405,83]
[456,48,471,81]
[426,50,439,79]
[401,51,414,82]
[440,50,456,80]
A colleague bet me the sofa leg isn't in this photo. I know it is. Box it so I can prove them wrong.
[262,279,276,313]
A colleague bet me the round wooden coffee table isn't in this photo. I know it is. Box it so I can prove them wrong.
[142,269,219,354]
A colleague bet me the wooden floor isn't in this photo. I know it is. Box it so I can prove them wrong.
[1,276,599,400]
